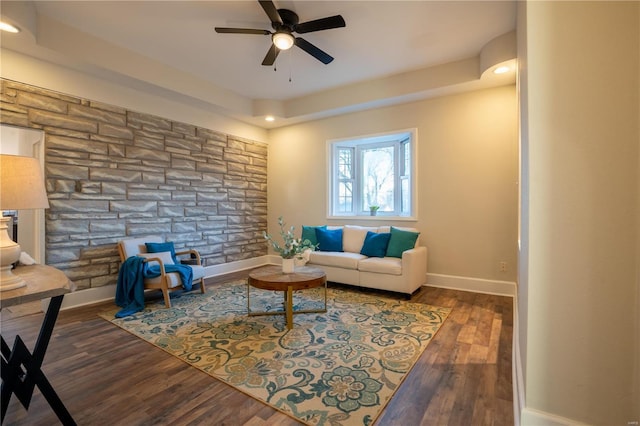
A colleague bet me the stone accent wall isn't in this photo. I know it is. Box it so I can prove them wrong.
[0,79,268,290]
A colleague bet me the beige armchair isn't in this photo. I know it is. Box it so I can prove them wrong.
[117,236,206,308]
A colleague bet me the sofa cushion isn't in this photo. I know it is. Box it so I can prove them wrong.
[145,241,178,264]
[309,251,365,269]
[343,225,378,253]
[386,226,420,258]
[138,251,175,267]
[316,227,343,252]
[360,231,391,258]
[188,264,206,280]
[144,264,206,287]
[358,256,403,275]
[301,225,326,246]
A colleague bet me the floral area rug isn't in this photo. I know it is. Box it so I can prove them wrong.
[100,281,450,426]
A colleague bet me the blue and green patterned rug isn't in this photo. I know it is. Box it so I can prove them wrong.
[100,280,450,425]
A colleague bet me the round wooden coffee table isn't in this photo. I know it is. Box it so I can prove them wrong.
[247,265,327,329]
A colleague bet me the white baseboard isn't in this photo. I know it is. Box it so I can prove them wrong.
[513,292,525,426]
[203,255,274,276]
[53,284,119,311]
[426,273,516,297]
[521,408,591,426]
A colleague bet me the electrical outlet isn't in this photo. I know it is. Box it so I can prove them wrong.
[499,261,507,272]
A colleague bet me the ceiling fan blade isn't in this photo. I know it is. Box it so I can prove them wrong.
[258,0,282,25]
[295,15,346,34]
[295,37,334,64]
[261,44,280,66]
[215,27,270,35]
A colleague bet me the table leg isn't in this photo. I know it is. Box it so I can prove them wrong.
[286,286,293,330]
[1,295,76,425]
[247,281,250,314]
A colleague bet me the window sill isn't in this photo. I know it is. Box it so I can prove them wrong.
[327,215,417,222]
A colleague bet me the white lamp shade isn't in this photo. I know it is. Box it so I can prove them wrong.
[273,32,294,50]
[0,154,50,210]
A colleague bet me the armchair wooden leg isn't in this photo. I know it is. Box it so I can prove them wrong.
[199,278,205,294]
[162,289,171,308]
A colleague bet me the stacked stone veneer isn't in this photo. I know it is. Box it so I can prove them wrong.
[1,79,268,290]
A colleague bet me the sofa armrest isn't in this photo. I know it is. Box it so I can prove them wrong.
[401,246,428,287]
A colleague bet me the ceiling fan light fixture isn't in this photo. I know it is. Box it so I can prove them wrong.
[272,32,294,50]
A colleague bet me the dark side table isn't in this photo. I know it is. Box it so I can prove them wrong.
[0,264,76,425]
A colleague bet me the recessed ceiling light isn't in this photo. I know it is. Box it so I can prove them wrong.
[0,22,20,33]
[265,116,275,122]
[493,65,510,75]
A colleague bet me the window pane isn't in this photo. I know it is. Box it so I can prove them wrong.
[403,142,410,176]
[338,181,352,213]
[401,177,409,213]
[338,148,352,179]
[361,146,394,211]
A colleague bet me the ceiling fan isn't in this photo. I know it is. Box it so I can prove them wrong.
[215,0,346,66]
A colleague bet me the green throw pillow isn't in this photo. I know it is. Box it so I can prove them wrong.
[385,227,420,258]
[301,225,326,247]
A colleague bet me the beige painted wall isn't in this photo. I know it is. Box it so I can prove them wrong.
[268,86,519,282]
[522,1,639,424]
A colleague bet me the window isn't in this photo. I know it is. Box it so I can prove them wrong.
[329,129,416,218]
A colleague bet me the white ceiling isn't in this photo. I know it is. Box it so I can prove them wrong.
[0,1,517,129]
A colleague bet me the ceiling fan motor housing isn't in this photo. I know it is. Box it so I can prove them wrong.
[214,0,346,66]
[275,9,299,30]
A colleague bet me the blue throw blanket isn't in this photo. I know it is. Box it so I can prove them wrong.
[115,256,194,318]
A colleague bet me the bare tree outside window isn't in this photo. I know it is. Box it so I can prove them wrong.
[362,146,394,211]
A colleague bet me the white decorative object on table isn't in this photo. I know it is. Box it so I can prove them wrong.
[281,258,295,273]
[263,216,316,274]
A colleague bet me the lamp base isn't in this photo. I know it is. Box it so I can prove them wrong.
[0,215,25,291]
[0,265,26,291]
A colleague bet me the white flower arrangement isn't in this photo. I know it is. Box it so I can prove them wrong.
[263,216,316,259]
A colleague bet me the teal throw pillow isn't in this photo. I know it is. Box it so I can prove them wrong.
[146,241,178,264]
[301,225,326,247]
[360,231,391,258]
[316,228,343,252]
[385,227,420,258]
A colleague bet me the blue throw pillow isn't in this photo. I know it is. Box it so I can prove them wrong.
[301,225,326,247]
[385,227,420,258]
[146,241,178,264]
[316,228,343,252]
[360,231,391,258]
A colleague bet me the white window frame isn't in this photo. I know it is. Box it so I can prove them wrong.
[327,129,418,220]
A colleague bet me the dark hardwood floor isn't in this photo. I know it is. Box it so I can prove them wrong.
[1,271,514,425]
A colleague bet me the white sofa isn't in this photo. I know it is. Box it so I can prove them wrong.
[302,225,427,297]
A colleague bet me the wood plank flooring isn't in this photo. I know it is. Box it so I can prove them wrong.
[1,272,513,425]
